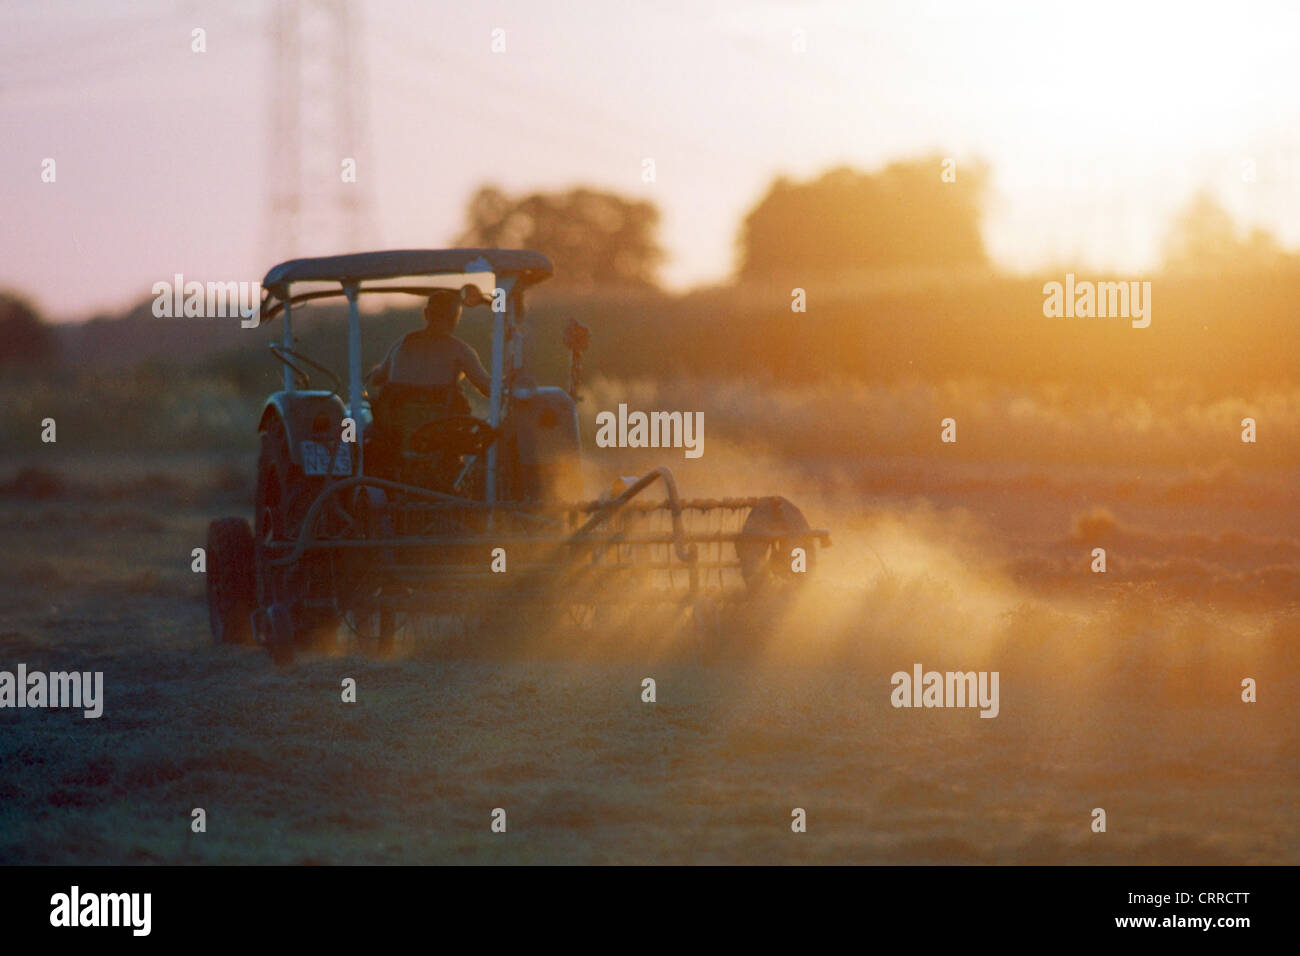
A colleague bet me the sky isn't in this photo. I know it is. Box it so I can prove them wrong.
[3,0,1300,319]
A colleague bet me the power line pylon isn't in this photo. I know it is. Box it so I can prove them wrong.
[266,0,377,264]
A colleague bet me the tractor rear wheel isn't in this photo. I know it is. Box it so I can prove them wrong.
[206,517,255,644]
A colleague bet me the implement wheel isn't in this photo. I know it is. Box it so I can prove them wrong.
[736,496,815,593]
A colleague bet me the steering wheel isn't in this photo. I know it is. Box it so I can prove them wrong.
[408,416,497,458]
[269,344,344,401]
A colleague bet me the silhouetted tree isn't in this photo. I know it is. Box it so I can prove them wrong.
[456,185,665,289]
[737,156,990,280]
[1161,190,1289,273]
[0,291,57,367]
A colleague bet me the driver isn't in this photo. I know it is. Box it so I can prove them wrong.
[366,289,491,398]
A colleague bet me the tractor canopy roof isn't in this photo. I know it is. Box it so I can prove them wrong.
[259,248,553,320]
[263,248,552,288]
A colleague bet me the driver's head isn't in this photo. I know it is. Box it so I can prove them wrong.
[423,289,462,334]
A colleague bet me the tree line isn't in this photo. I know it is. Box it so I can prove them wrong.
[3,155,1296,366]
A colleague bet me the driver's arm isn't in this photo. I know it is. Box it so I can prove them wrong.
[458,340,491,396]
[366,343,396,389]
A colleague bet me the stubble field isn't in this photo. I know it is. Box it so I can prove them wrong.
[1,412,1294,863]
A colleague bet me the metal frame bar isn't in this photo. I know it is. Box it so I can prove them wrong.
[281,297,294,391]
[259,285,467,322]
[485,276,516,506]
[344,283,364,475]
[267,471,830,569]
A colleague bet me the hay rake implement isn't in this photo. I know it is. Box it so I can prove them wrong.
[204,250,829,663]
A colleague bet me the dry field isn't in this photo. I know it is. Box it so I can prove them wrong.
[1,411,1294,864]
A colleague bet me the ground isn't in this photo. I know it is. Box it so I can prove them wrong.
[0,448,1293,865]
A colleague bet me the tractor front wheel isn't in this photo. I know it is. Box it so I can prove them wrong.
[254,418,337,660]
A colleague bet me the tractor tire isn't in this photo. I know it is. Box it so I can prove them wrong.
[736,496,815,593]
[266,603,296,666]
[254,417,338,659]
[206,517,256,645]
[254,418,313,608]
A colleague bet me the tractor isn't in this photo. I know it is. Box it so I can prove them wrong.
[205,250,829,662]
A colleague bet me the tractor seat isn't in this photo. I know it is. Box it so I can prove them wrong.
[370,382,471,455]
[368,383,497,496]
[409,415,498,460]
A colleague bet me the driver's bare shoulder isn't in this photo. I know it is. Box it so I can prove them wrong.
[451,336,485,364]
[398,329,432,348]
